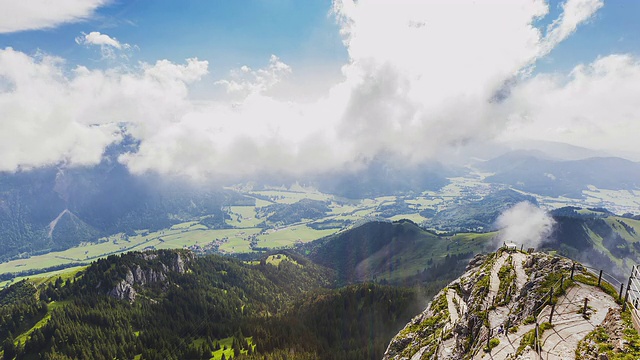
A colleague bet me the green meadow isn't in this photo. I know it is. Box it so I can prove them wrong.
[0,189,463,288]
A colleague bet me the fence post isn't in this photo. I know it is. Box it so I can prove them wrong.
[571,263,575,280]
[623,275,633,312]
[623,286,631,312]
[487,328,492,350]
[535,322,540,354]
[548,287,554,304]
[549,303,555,324]
[583,298,589,316]
[598,270,603,287]
[619,283,624,302]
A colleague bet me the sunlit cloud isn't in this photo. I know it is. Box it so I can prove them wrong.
[75,31,133,59]
[0,0,109,33]
[0,0,625,181]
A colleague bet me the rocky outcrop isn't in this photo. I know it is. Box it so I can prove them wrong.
[109,280,137,302]
[107,250,192,302]
[383,250,625,360]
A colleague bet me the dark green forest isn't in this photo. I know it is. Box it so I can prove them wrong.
[0,249,425,360]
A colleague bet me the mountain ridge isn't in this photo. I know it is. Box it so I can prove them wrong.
[383,250,637,359]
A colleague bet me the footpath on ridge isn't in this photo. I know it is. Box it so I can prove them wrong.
[397,250,624,360]
[484,253,619,360]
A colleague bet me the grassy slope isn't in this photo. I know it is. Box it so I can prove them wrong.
[14,300,68,346]
[304,221,492,285]
[551,213,640,280]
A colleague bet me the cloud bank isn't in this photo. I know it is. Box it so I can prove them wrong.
[496,201,555,249]
[3,0,637,182]
[0,0,108,33]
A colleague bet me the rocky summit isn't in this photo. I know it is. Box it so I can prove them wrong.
[383,250,639,360]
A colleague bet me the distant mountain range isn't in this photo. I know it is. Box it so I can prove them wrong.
[0,145,246,263]
[480,151,640,198]
[2,138,640,267]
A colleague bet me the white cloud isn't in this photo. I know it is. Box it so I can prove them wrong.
[327,0,600,163]
[121,0,602,180]
[0,0,108,33]
[0,0,618,180]
[76,31,123,49]
[0,47,207,172]
[501,54,640,157]
[75,31,134,60]
[215,55,292,96]
[496,201,555,248]
[540,0,603,56]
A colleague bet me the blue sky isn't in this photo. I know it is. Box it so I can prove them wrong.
[0,0,347,79]
[536,0,640,72]
[1,0,637,75]
[1,0,639,178]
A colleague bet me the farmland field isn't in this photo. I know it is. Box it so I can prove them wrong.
[4,181,640,289]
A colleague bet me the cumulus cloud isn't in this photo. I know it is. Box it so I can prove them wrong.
[0,47,207,172]
[216,55,292,96]
[0,0,108,33]
[0,0,618,181]
[75,31,133,60]
[496,202,555,249]
[325,0,601,163]
[500,54,640,157]
[76,31,123,49]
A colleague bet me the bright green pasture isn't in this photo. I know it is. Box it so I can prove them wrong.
[0,227,262,282]
[389,213,429,223]
[192,336,255,359]
[255,225,336,248]
[226,206,263,228]
[249,190,331,204]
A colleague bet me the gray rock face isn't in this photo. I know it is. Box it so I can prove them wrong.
[383,251,598,360]
[172,253,187,273]
[107,251,192,302]
[109,280,137,302]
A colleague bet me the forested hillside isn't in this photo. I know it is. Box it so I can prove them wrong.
[301,220,489,288]
[0,249,422,360]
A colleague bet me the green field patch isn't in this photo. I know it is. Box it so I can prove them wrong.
[256,225,336,249]
[374,196,398,203]
[389,213,429,224]
[192,336,255,359]
[0,227,262,285]
[249,190,331,205]
[27,266,87,287]
[15,300,69,346]
[265,254,301,267]
[226,206,263,228]
[218,236,254,254]
[326,202,360,215]
[170,221,201,230]
[159,228,262,253]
